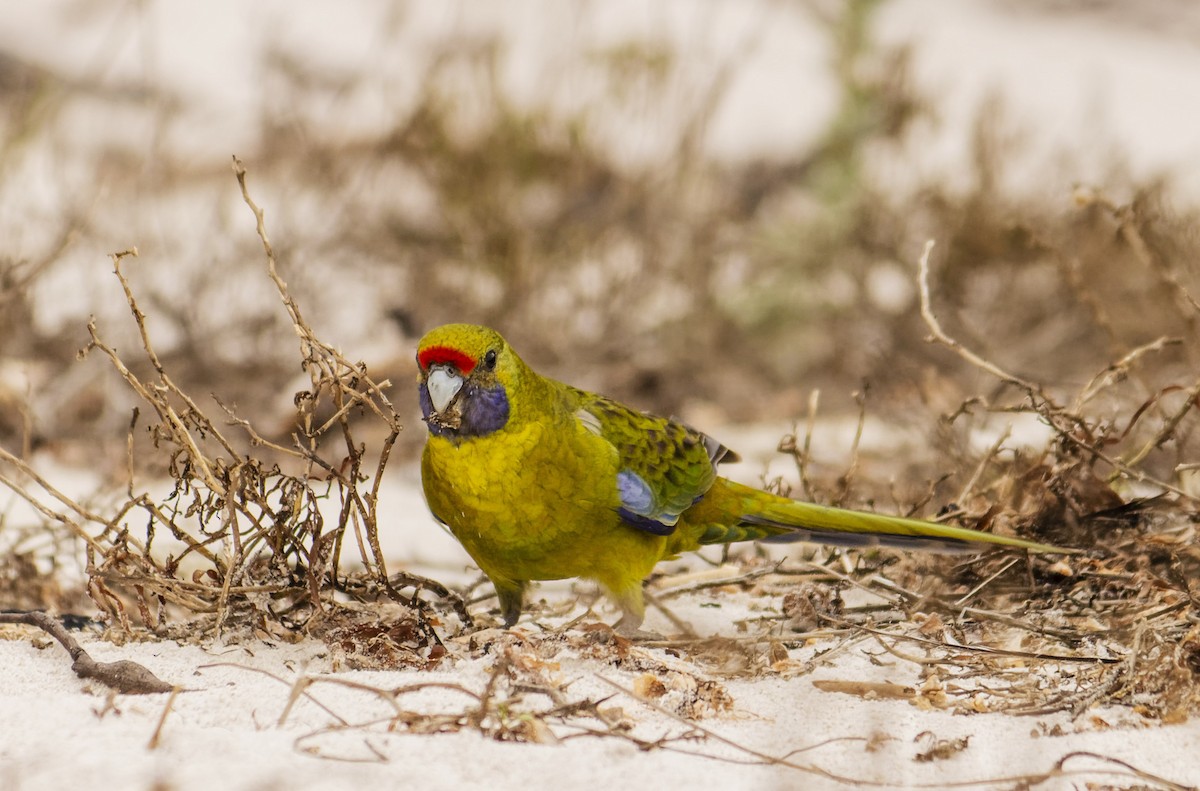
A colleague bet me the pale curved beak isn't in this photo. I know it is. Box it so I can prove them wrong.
[426,366,464,414]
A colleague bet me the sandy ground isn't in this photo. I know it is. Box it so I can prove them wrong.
[3,628,1197,791]
[2,455,1198,791]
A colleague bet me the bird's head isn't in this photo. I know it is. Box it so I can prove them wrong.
[416,324,517,438]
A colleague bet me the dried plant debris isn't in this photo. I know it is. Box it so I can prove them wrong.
[780,582,845,632]
[811,679,916,702]
[318,603,448,672]
[0,610,172,694]
[209,627,738,759]
[0,166,466,664]
[913,730,970,763]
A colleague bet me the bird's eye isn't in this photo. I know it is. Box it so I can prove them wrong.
[483,349,498,371]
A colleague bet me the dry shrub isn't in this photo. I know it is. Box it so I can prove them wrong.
[0,165,463,667]
[772,239,1200,723]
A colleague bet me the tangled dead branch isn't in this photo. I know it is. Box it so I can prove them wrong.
[0,162,466,658]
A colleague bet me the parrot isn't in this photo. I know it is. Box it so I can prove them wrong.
[416,323,1066,633]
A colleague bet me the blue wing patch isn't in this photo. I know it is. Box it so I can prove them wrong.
[617,507,676,536]
[575,390,734,540]
[616,469,677,536]
[617,470,654,512]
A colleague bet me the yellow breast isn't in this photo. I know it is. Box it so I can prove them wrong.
[420,417,644,583]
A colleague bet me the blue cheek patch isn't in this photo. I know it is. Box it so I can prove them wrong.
[461,384,510,436]
[419,381,510,438]
[418,383,434,419]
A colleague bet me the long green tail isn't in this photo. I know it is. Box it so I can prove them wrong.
[690,479,1071,554]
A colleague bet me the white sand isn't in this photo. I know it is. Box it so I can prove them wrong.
[2,460,1197,791]
[3,586,1196,790]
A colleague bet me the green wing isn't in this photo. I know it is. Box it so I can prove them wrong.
[572,388,737,536]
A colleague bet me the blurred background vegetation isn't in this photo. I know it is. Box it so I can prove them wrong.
[0,0,1197,481]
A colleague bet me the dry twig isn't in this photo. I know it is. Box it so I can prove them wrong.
[0,610,173,694]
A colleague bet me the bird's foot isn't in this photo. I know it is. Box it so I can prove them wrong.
[613,612,663,641]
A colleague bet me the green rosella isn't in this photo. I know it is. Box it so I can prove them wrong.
[417,323,1065,633]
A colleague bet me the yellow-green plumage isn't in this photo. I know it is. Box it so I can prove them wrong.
[417,324,1066,632]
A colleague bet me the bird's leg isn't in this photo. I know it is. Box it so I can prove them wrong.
[610,588,652,638]
[496,581,527,628]
[610,585,682,640]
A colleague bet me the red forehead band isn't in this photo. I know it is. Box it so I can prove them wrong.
[419,346,477,373]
